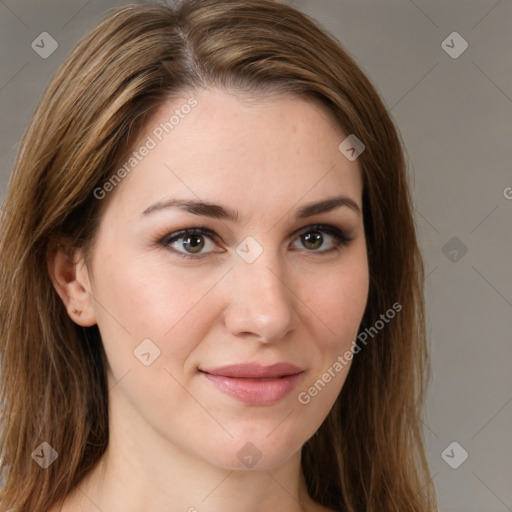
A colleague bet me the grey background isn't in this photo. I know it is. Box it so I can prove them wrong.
[1,1,511,511]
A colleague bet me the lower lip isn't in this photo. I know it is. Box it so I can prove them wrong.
[201,372,303,406]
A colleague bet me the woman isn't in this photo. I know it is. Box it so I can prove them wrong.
[0,1,437,511]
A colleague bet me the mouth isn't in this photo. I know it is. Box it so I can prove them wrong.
[199,362,304,406]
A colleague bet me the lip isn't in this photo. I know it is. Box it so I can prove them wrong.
[200,363,304,406]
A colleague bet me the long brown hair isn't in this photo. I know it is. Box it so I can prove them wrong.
[0,1,436,511]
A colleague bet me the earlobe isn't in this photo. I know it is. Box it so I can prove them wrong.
[46,239,97,327]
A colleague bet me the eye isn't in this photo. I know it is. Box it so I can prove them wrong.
[291,224,353,253]
[157,224,353,259]
[158,228,221,259]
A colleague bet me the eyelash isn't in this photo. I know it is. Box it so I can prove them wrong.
[156,224,353,260]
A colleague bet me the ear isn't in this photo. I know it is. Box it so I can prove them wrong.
[46,238,97,327]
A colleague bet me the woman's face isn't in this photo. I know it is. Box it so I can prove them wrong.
[74,88,369,470]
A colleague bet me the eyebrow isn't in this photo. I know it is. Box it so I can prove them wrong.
[141,195,361,221]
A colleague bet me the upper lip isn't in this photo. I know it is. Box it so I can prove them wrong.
[200,362,304,379]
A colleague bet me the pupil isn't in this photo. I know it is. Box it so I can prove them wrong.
[303,231,322,249]
[184,235,204,253]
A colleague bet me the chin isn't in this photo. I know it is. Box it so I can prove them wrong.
[197,426,308,472]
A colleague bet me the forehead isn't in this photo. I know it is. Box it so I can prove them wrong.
[101,88,363,221]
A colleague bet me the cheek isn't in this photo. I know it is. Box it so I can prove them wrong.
[294,262,368,418]
[305,259,369,349]
[91,249,226,372]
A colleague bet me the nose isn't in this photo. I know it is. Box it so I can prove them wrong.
[223,249,299,343]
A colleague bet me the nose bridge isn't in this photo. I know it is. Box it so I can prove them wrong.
[223,240,298,342]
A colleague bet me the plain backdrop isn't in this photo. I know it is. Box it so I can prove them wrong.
[1,1,511,511]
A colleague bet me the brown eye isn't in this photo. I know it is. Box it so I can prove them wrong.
[159,228,220,259]
[292,224,352,253]
[301,231,323,250]
[181,234,205,254]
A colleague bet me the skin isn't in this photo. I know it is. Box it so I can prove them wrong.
[47,88,369,512]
